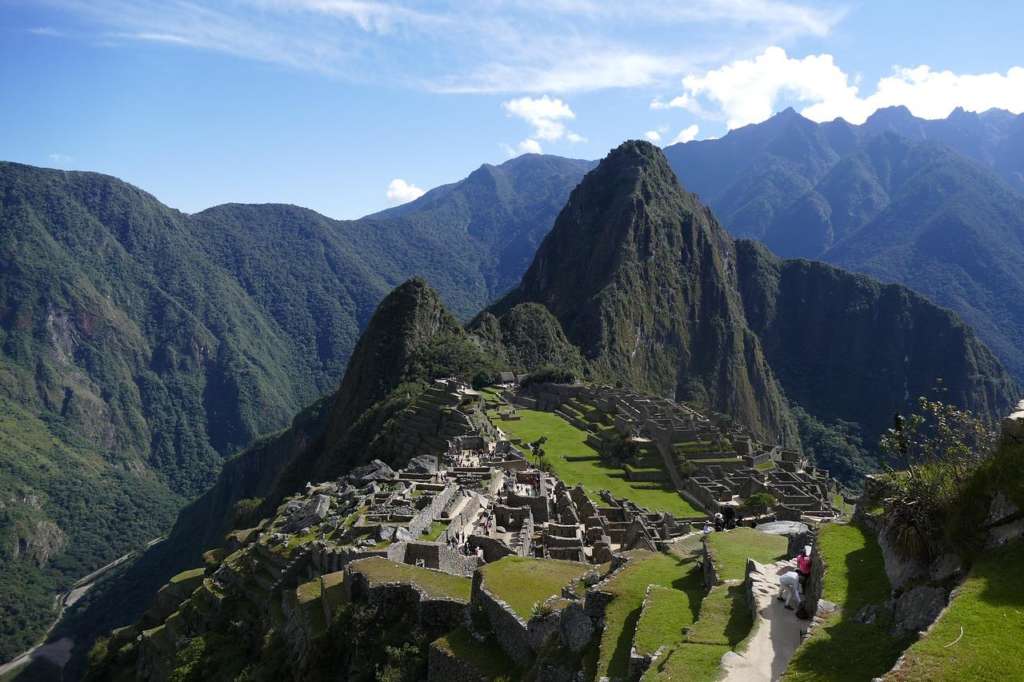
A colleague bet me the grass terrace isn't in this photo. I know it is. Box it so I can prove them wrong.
[783,523,910,681]
[595,551,703,680]
[705,527,788,581]
[885,540,1024,681]
[641,582,753,681]
[433,627,519,682]
[493,408,702,517]
[170,568,205,585]
[479,556,589,620]
[348,557,472,603]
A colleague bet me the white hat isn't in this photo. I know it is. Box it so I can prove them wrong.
[804,545,812,556]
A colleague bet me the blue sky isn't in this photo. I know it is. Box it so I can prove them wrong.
[2,1,1023,219]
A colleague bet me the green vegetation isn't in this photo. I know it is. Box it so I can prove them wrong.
[494,409,701,517]
[642,582,753,681]
[421,521,449,541]
[349,557,471,602]
[0,155,592,659]
[169,568,204,585]
[479,557,588,619]
[888,540,1024,680]
[632,585,698,657]
[595,552,702,679]
[783,523,910,681]
[432,628,519,682]
[705,528,788,581]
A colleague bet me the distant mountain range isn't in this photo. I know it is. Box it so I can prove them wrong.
[664,106,1024,380]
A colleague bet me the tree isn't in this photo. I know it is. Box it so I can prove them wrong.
[740,492,776,516]
[529,437,550,472]
[878,396,998,560]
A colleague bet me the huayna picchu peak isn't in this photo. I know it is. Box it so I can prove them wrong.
[493,140,799,447]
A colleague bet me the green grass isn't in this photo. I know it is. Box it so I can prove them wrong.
[642,640,731,681]
[295,579,322,605]
[348,557,472,602]
[432,627,519,681]
[705,528,788,582]
[170,568,205,584]
[641,583,752,681]
[479,556,589,620]
[632,586,697,656]
[421,520,450,541]
[783,523,910,681]
[886,540,1024,681]
[595,552,702,679]
[494,409,702,517]
[683,584,752,646]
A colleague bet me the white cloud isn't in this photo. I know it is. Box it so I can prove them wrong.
[45,1,838,95]
[502,95,575,140]
[501,96,583,154]
[643,130,662,143]
[672,46,1024,129]
[47,153,74,167]
[669,124,700,144]
[502,138,544,157]
[385,178,425,203]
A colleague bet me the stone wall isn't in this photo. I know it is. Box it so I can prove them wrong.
[344,570,466,639]
[407,483,458,537]
[471,572,534,666]
[388,541,481,577]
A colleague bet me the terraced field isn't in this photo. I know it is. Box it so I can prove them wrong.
[492,408,701,517]
[783,523,910,681]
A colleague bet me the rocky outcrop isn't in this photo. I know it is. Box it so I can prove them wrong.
[891,585,946,635]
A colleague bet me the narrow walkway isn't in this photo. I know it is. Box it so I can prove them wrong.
[720,559,804,682]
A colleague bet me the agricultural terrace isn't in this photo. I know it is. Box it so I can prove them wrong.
[596,551,703,679]
[348,557,472,602]
[783,523,910,681]
[478,556,589,620]
[492,408,701,517]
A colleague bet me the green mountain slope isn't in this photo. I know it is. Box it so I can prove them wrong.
[735,240,1018,478]
[663,108,1024,382]
[0,154,590,662]
[492,141,799,446]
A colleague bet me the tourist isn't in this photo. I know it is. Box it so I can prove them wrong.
[713,511,724,532]
[796,545,812,588]
[777,570,802,610]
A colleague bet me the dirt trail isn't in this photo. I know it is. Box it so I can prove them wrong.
[720,559,806,682]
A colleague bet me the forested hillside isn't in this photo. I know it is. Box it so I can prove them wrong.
[0,154,589,660]
[663,107,1024,380]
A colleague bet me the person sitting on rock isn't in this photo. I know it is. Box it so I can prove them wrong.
[777,570,803,611]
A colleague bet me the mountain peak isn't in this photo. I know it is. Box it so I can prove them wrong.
[865,105,915,125]
[495,142,797,443]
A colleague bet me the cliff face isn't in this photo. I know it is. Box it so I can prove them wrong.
[735,239,1019,446]
[493,141,799,445]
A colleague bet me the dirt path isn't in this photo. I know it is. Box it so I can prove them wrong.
[720,559,805,682]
